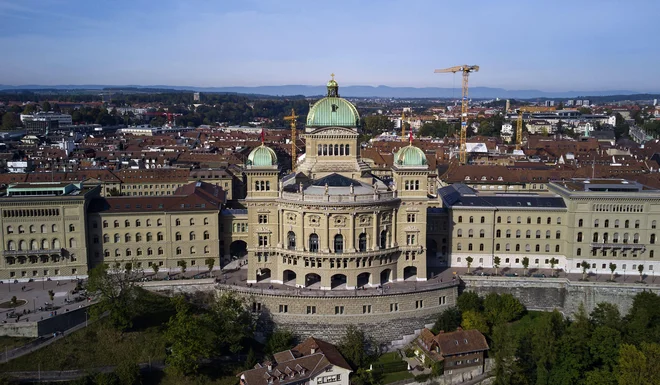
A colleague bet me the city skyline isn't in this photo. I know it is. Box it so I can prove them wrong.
[1,0,658,92]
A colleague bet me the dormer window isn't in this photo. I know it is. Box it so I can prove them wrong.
[465,176,470,181]
[481,176,486,181]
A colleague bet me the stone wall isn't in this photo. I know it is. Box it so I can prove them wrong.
[461,276,660,316]
[0,321,38,338]
[220,283,459,346]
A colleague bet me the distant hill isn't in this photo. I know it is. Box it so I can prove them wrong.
[0,84,655,99]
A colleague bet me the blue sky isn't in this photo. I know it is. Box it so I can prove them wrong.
[0,0,658,91]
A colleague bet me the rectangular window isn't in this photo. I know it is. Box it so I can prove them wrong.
[362,305,372,314]
[279,305,288,313]
[335,306,344,315]
[390,303,399,312]
[416,300,424,309]
[306,306,316,314]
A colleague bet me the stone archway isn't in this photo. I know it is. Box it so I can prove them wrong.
[357,272,371,288]
[229,240,247,259]
[404,266,417,281]
[256,268,271,282]
[305,273,321,288]
[380,269,392,285]
[331,274,347,289]
[283,270,297,286]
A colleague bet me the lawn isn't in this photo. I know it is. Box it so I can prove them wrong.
[382,371,414,384]
[0,289,173,372]
[0,336,34,351]
[375,351,413,384]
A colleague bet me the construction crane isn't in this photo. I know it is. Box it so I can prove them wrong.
[515,106,556,150]
[401,110,406,141]
[284,109,299,171]
[435,65,479,164]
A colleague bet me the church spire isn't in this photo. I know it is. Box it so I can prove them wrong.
[327,73,339,97]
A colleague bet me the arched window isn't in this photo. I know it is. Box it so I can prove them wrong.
[190,246,196,254]
[517,216,521,224]
[547,217,551,225]
[479,229,485,238]
[468,243,473,251]
[203,231,210,240]
[323,144,328,155]
[345,144,350,155]
[309,234,319,252]
[603,233,609,242]
[125,220,130,228]
[288,231,296,250]
[536,230,541,239]
[578,219,583,227]
[635,220,640,229]
[593,232,598,242]
[525,244,531,252]
[158,247,163,255]
[496,229,501,237]
[605,219,609,228]
[175,219,181,226]
[69,238,77,248]
[594,219,599,228]
[625,220,630,228]
[52,224,58,232]
[506,230,511,238]
[555,231,561,239]
[318,144,322,155]
[505,243,510,251]
[147,247,153,256]
[114,234,120,243]
[334,234,344,253]
[527,217,531,224]
[126,248,132,257]
[653,220,657,229]
[497,216,501,223]
[651,234,656,244]
[136,219,141,227]
[634,233,640,243]
[42,239,49,249]
[157,232,164,241]
[136,233,142,242]
[516,230,521,238]
[176,247,181,255]
[255,181,260,191]
[555,245,560,252]
[103,234,110,243]
[175,232,182,241]
[577,248,581,256]
[125,234,131,242]
[535,245,540,252]
[457,229,463,237]
[516,244,521,251]
[526,230,531,238]
[468,229,474,238]
[340,144,345,155]
[146,232,152,242]
[546,230,551,239]
[458,216,463,223]
[115,249,120,257]
[469,216,474,223]
[577,232,583,242]
[189,232,196,241]
[545,244,550,252]
[537,217,541,224]
[359,233,367,252]
[380,230,387,248]
[204,246,210,254]
[29,225,35,233]
[41,225,46,233]
[334,144,339,155]
[203,218,209,225]
[137,248,142,256]
[52,239,60,249]
[507,216,511,223]
[479,243,484,251]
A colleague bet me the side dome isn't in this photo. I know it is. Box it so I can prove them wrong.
[247,144,278,167]
[394,145,427,166]
[306,75,360,128]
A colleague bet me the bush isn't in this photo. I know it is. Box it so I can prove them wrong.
[414,373,432,382]
[404,348,415,358]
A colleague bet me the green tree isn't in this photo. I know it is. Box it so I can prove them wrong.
[465,256,473,274]
[177,260,187,274]
[48,290,55,301]
[590,302,622,331]
[87,263,141,331]
[432,307,462,333]
[522,257,529,276]
[151,264,159,276]
[624,292,660,345]
[245,347,258,370]
[124,262,133,273]
[165,295,214,376]
[549,257,558,277]
[581,260,590,280]
[114,358,141,385]
[22,104,36,115]
[362,115,394,137]
[351,368,383,385]
[638,264,644,282]
[265,329,295,356]
[418,121,456,138]
[617,343,646,385]
[609,263,617,281]
[41,101,51,112]
[589,325,621,371]
[2,112,21,130]
[457,291,483,313]
[209,291,257,355]
[461,310,489,334]
[9,296,16,307]
[584,368,616,385]
[204,258,215,274]
[483,293,525,326]
[549,305,594,384]
[339,325,376,370]
[493,256,501,275]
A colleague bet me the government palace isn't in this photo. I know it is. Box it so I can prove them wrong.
[2,77,660,286]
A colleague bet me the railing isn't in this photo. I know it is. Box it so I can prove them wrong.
[217,278,458,298]
[590,242,645,250]
[274,246,402,259]
[280,191,396,203]
[3,248,63,256]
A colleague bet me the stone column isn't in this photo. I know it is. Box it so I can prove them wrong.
[349,213,356,252]
[277,209,283,248]
[300,212,305,251]
[392,209,398,247]
[373,211,379,250]
[324,213,330,252]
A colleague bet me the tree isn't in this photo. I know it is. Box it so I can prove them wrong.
[549,257,558,277]
[165,295,214,376]
[418,121,456,138]
[362,115,394,138]
[581,260,590,280]
[338,325,376,370]
[493,256,501,276]
[152,263,159,276]
[609,263,617,281]
[10,296,16,307]
[432,307,462,334]
[205,258,215,273]
[457,291,483,313]
[124,262,133,273]
[461,310,489,334]
[2,113,21,130]
[465,256,473,274]
[245,347,258,370]
[638,264,644,282]
[22,104,36,115]
[177,260,187,274]
[41,101,51,112]
[265,329,295,356]
[483,293,525,326]
[351,368,383,385]
[48,290,55,301]
[590,302,622,331]
[87,263,141,331]
[522,257,529,276]
[114,357,141,385]
[209,291,257,355]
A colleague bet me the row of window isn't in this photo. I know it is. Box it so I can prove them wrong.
[3,209,61,218]
[272,296,448,314]
[8,268,72,278]
[578,248,650,258]
[254,181,271,191]
[459,215,563,225]
[100,217,209,228]
[579,262,653,271]
[6,224,69,234]
[317,144,350,156]
[96,231,211,244]
[404,180,421,190]
[103,245,211,257]
[457,243,562,253]
[579,219,653,229]
[277,231,393,253]
[457,229,562,240]
[593,204,643,212]
[6,239,68,251]
[577,232,650,244]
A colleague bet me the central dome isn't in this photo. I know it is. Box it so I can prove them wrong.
[306,76,360,128]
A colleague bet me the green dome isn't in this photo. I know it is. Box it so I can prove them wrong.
[394,145,427,166]
[247,144,278,167]
[306,76,360,128]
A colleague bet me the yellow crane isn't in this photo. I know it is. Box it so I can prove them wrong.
[434,65,479,164]
[284,109,299,171]
[401,110,406,141]
[515,106,556,150]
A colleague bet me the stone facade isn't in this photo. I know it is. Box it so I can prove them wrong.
[220,282,458,345]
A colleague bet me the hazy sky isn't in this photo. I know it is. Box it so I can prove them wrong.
[1,0,658,91]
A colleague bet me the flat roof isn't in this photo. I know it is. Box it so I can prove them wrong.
[558,178,648,192]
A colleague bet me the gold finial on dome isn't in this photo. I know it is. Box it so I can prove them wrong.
[331,73,335,80]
